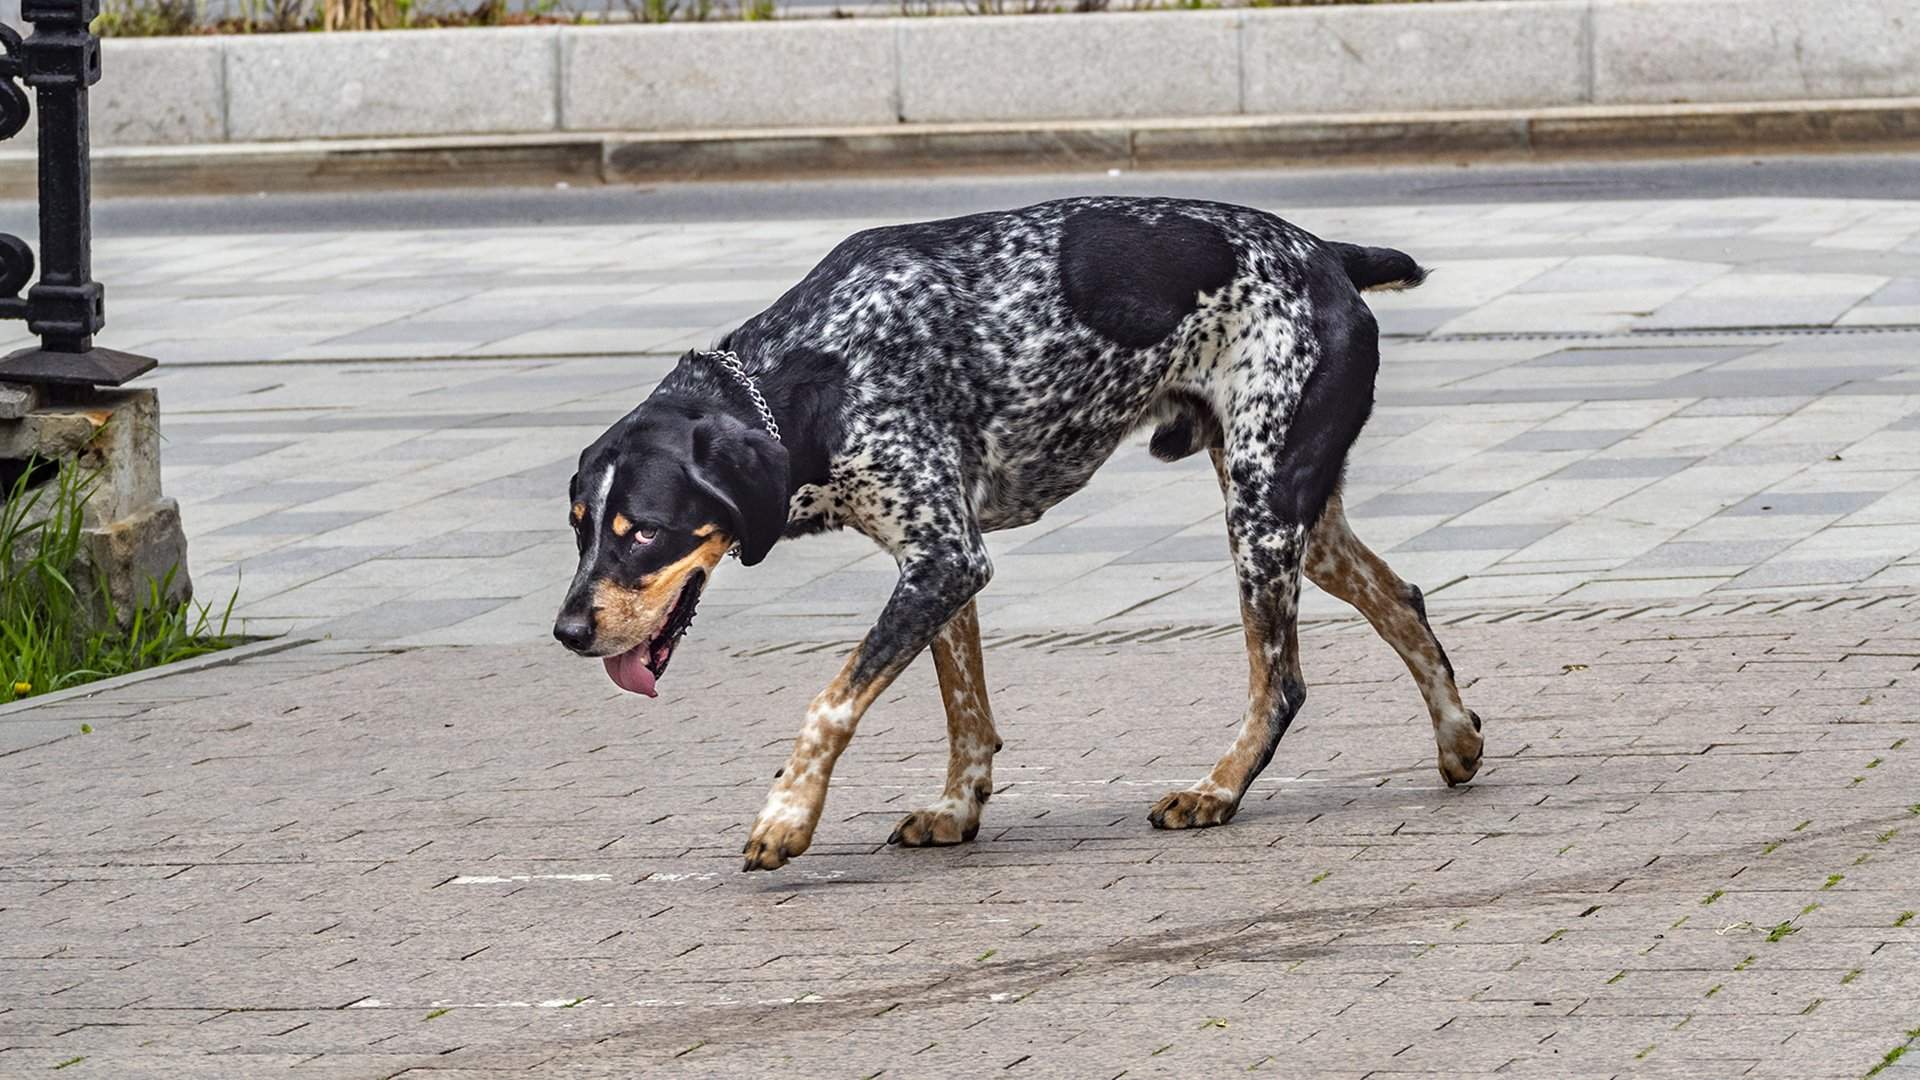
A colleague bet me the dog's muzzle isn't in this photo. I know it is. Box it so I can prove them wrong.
[599,570,707,698]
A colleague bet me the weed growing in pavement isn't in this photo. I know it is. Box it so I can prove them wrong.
[1866,1027,1920,1079]
[1,456,237,706]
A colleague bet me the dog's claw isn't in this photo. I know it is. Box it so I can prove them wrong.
[741,816,811,871]
[1148,790,1237,830]
[890,804,981,846]
[1438,712,1485,786]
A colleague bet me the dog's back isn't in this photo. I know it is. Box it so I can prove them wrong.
[724,196,1416,532]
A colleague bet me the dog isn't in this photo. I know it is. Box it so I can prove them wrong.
[553,196,1485,872]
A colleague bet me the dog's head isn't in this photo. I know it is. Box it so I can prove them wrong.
[553,398,788,696]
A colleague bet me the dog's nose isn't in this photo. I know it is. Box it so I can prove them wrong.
[553,614,593,653]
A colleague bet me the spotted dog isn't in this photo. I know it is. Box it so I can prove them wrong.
[553,196,1486,872]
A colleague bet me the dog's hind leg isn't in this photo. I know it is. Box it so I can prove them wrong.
[1150,440,1310,831]
[1305,493,1483,785]
[890,599,999,847]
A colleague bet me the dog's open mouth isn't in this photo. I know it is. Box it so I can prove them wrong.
[603,570,705,697]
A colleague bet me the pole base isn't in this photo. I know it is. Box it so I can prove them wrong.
[0,344,156,387]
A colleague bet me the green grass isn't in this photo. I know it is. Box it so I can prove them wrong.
[1865,1027,1920,1078]
[2,457,236,706]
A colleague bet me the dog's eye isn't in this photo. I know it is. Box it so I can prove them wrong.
[635,528,657,544]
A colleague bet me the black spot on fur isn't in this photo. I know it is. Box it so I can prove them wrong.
[1406,582,1456,681]
[1243,675,1308,794]
[1267,252,1382,528]
[848,556,992,689]
[1060,209,1237,349]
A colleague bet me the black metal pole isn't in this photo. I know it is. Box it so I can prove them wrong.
[0,0,154,388]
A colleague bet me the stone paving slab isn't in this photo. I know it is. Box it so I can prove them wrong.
[22,192,1905,646]
[2,595,1917,1077]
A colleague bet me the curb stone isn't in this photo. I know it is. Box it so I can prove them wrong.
[9,98,1918,198]
[0,636,313,720]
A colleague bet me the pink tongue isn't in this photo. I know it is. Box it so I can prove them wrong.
[604,647,658,697]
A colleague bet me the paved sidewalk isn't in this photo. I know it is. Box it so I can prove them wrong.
[6,189,1915,645]
[2,594,1917,1076]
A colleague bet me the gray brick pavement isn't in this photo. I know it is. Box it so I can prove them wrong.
[0,193,1907,646]
[3,596,1918,1077]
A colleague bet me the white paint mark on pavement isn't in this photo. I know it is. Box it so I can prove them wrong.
[449,873,613,885]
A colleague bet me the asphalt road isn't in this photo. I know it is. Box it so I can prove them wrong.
[2,150,1917,238]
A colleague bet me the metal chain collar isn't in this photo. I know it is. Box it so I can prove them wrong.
[695,349,781,443]
[693,349,781,560]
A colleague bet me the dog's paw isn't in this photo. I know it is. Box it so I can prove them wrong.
[741,815,814,872]
[1437,711,1484,788]
[1148,790,1238,830]
[889,799,981,847]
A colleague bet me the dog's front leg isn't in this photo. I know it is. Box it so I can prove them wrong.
[743,544,991,872]
[890,599,999,847]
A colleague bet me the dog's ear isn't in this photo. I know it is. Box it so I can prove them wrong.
[688,414,790,566]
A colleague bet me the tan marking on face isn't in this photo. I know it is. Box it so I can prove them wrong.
[572,502,585,523]
[611,513,633,538]
[588,533,730,651]
[693,523,720,538]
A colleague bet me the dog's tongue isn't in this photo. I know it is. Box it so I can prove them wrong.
[604,646,657,697]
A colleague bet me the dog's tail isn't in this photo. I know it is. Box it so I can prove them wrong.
[1331,242,1427,293]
